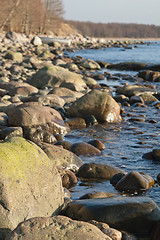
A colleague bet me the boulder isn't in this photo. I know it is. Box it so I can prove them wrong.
[115,171,155,192]
[7,102,70,135]
[62,196,160,238]
[0,137,63,239]
[87,140,105,151]
[68,89,121,123]
[78,59,101,70]
[65,118,86,129]
[0,127,23,140]
[28,65,86,89]
[5,215,109,240]
[37,142,84,170]
[116,84,157,97]
[77,163,126,180]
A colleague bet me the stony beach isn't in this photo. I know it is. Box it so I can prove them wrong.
[0,31,160,240]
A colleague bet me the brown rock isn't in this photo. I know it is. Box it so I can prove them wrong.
[151,221,160,240]
[77,163,126,180]
[5,215,109,240]
[87,139,105,151]
[7,102,70,135]
[115,171,155,192]
[37,142,84,170]
[71,142,102,156]
[58,167,78,189]
[65,118,86,129]
[80,191,116,199]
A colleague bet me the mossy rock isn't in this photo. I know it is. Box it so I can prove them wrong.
[0,137,64,239]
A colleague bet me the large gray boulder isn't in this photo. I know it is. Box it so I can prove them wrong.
[0,137,64,239]
[7,102,70,135]
[68,89,121,123]
[5,216,110,240]
[28,65,86,89]
[62,196,160,238]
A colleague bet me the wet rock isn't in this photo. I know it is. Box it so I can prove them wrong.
[58,167,78,189]
[77,163,126,180]
[115,171,155,192]
[28,65,86,89]
[62,196,160,238]
[138,70,160,81]
[85,114,98,126]
[5,215,109,240]
[37,142,84,170]
[87,139,105,151]
[0,137,63,239]
[71,142,102,156]
[68,89,122,123]
[143,149,160,161]
[65,118,86,129]
[80,191,116,199]
[78,58,101,70]
[116,84,157,97]
[7,102,70,135]
[110,173,126,186]
[129,96,144,105]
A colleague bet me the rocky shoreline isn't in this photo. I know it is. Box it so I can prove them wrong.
[0,31,160,239]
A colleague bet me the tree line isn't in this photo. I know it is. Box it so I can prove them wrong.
[67,20,160,38]
[0,0,64,35]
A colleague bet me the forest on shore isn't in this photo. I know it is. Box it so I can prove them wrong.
[0,0,160,38]
[67,20,160,38]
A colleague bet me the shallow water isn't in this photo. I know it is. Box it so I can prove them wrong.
[65,41,160,206]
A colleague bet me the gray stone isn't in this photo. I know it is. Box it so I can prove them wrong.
[62,196,160,238]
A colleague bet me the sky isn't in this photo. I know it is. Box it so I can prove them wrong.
[63,0,160,26]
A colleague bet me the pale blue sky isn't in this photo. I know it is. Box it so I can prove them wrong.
[63,0,160,26]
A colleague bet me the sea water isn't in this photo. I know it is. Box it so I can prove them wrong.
[65,41,160,205]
